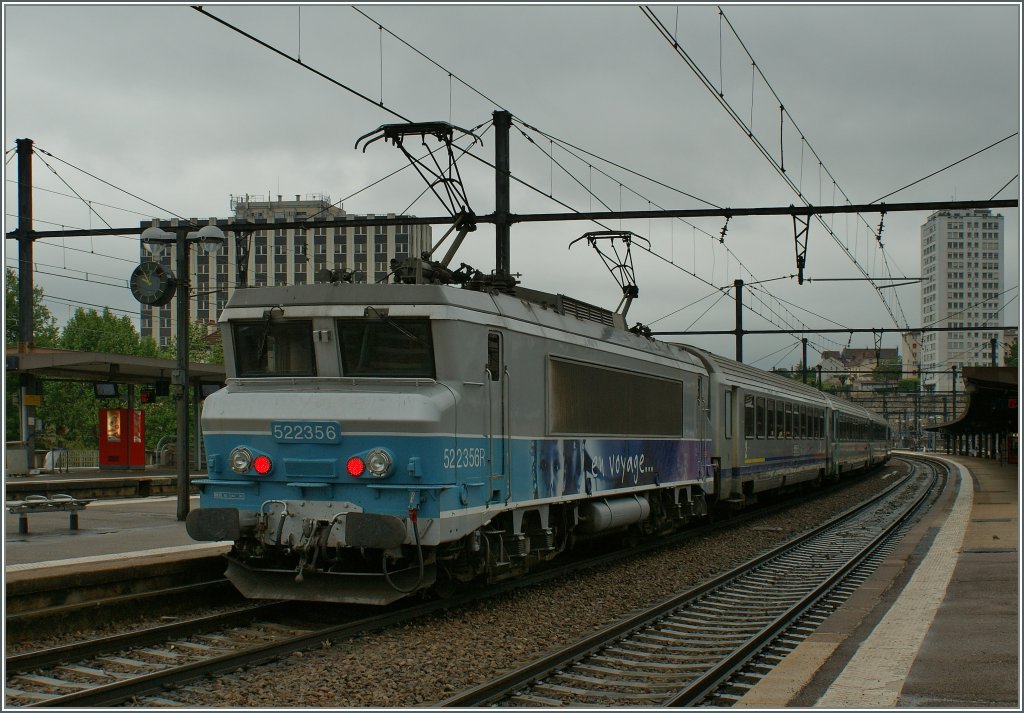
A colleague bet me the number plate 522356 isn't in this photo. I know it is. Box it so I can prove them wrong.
[270,421,341,443]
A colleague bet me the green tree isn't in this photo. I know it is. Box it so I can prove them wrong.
[4,267,60,347]
[5,268,60,442]
[157,320,224,365]
[872,357,902,388]
[1005,341,1018,367]
[60,306,159,356]
[897,377,920,393]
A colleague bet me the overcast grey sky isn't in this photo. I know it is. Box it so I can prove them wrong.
[3,3,1020,367]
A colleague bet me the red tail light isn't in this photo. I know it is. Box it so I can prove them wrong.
[346,457,365,477]
[253,455,273,475]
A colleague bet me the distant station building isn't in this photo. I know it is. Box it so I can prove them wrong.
[139,194,433,347]
[818,347,898,390]
[919,208,1006,394]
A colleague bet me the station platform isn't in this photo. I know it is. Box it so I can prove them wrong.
[4,465,221,584]
[738,453,1019,708]
[3,454,1019,707]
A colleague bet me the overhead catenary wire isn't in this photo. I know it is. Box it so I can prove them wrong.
[746,339,800,369]
[641,5,908,330]
[769,341,802,371]
[33,145,194,226]
[512,119,844,344]
[5,257,130,286]
[648,289,723,326]
[922,288,1018,331]
[871,133,1018,204]
[683,288,730,333]
[351,7,510,115]
[192,5,412,124]
[989,174,1019,201]
[4,180,163,220]
[513,118,720,209]
[33,151,114,231]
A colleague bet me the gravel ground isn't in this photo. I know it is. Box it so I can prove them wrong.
[165,467,905,708]
[4,601,250,656]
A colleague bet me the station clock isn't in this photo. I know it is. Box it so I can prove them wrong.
[130,261,177,307]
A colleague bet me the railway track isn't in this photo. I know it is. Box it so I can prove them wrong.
[5,567,239,646]
[3,600,410,707]
[438,457,942,707]
[3,465,903,707]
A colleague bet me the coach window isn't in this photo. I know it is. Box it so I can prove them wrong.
[784,403,793,439]
[755,396,766,438]
[766,399,776,438]
[744,395,755,438]
[776,401,785,439]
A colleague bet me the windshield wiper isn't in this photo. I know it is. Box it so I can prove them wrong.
[256,305,285,362]
[365,306,425,345]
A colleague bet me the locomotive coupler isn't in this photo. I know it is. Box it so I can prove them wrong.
[295,518,329,583]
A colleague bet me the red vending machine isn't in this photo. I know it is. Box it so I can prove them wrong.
[98,408,146,470]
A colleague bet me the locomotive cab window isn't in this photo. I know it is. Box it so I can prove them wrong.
[234,319,316,377]
[337,317,434,378]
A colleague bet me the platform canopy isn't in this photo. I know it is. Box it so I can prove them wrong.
[925,366,1019,436]
[5,346,225,386]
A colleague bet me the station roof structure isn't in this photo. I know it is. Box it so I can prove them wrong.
[925,366,1019,436]
[5,346,225,386]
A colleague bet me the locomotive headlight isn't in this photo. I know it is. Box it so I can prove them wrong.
[366,448,394,477]
[230,447,254,474]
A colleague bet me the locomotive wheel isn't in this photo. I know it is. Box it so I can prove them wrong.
[431,571,458,599]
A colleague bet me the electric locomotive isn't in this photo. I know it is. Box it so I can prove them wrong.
[188,280,718,604]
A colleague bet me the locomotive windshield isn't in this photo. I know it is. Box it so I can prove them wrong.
[337,317,435,378]
[233,319,316,377]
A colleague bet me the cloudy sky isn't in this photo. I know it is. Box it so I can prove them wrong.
[3,3,1020,367]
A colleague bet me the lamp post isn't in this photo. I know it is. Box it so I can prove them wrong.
[139,221,225,521]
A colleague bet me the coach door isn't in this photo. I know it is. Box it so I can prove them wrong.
[486,332,509,503]
[696,376,712,483]
[827,410,840,477]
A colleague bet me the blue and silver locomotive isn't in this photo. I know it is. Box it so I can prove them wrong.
[187,279,889,604]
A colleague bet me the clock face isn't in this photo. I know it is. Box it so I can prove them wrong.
[130,261,177,306]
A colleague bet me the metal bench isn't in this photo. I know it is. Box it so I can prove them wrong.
[6,494,92,534]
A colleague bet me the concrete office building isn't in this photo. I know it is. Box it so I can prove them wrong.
[139,194,433,347]
[919,208,1005,394]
